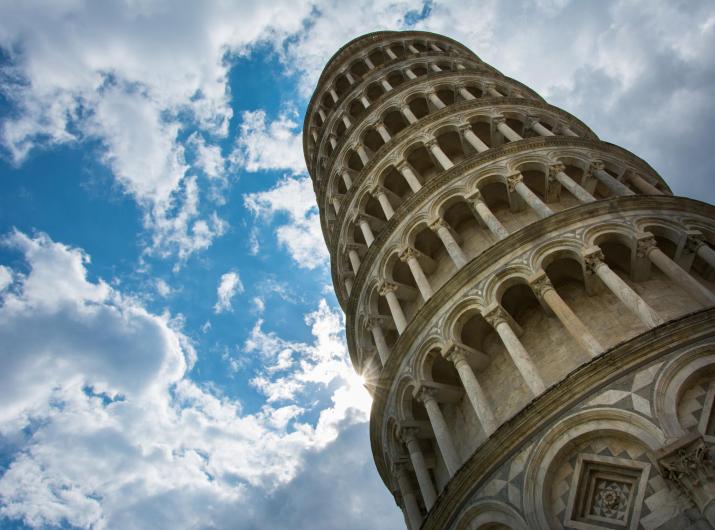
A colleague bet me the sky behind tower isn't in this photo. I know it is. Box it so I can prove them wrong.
[0,1,714,528]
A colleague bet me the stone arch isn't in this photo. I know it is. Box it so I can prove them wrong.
[483,263,534,307]
[454,499,529,530]
[411,335,449,383]
[522,407,665,529]
[652,342,715,442]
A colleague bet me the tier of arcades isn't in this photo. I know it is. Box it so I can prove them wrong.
[305,31,715,530]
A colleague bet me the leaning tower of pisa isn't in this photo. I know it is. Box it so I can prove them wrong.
[303,30,715,529]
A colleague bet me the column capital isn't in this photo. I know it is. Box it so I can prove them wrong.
[589,159,605,172]
[582,246,605,274]
[369,184,387,197]
[379,281,399,296]
[549,162,566,177]
[395,159,410,172]
[443,341,470,365]
[399,246,418,262]
[491,114,506,125]
[363,315,384,330]
[457,121,473,132]
[428,217,449,231]
[424,136,439,149]
[525,115,541,129]
[506,172,523,192]
[465,188,484,203]
[636,233,657,258]
[345,242,364,252]
[686,231,706,253]
[482,303,509,328]
[658,434,715,513]
[528,270,555,299]
[397,426,420,444]
[415,384,438,404]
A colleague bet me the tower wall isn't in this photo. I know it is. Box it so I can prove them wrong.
[304,30,715,530]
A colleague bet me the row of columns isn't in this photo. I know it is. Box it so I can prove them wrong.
[386,238,714,516]
[329,110,581,219]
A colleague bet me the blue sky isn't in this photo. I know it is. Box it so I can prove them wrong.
[0,1,714,528]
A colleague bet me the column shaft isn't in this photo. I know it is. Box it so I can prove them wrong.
[395,471,423,529]
[382,288,408,333]
[376,192,394,219]
[369,324,389,364]
[593,168,635,196]
[348,249,361,274]
[697,244,715,269]
[432,221,468,268]
[428,143,453,170]
[462,128,489,153]
[513,180,554,218]
[341,171,352,189]
[531,120,555,137]
[376,123,391,143]
[450,351,497,435]
[496,121,522,142]
[402,251,433,301]
[629,173,664,195]
[401,105,418,124]
[359,219,375,246]
[421,393,460,476]
[404,435,437,509]
[428,92,446,109]
[554,170,595,203]
[647,246,715,306]
[473,199,509,240]
[458,87,475,100]
[587,254,662,327]
[542,287,603,356]
[399,164,422,193]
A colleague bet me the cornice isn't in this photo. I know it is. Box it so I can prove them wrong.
[309,61,524,173]
[415,308,715,529]
[328,138,673,311]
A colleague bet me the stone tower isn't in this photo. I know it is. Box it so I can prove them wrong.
[303,30,715,529]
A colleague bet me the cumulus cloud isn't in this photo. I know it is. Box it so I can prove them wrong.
[0,231,393,529]
[0,265,12,291]
[214,271,244,314]
[231,109,306,174]
[0,0,314,260]
[244,176,328,269]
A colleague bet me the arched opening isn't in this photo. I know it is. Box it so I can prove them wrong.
[387,70,405,88]
[406,144,439,183]
[383,109,409,136]
[366,82,385,103]
[363,127,385,153]
[469,121,492,148]
[408,96,430,120]
[413,224,450,288]
[347,150,364,172]
[442,198,489,258]
[368,49,386,67]
[350,60,369,79]
[436,130,466,166]
[382,166,412,201]
[464,85,483,99]
[335,75,350,97]
[412,41,428,52]
[411,64,428,77]
[479,181,514,232]
[436,87,455,106]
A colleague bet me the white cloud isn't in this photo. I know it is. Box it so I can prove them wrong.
[214,271,244,314]
[155,278,172,297]
[231,109,306,174]
[0,0,314,261]
[0,265,12,291]
[0,231,391,529]
[244,176,328,269]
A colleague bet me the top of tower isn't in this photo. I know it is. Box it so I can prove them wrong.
[303,30,480,174]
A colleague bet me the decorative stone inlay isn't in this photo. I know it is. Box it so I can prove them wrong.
[565,453,650,530]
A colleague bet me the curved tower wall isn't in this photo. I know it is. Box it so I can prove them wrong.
[304,31,715,530]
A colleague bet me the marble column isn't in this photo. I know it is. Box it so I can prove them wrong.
[400,427,437,509]
[558,124,579,137]
[467,190,509,240]
[427,90,446,110]
[398,162,423,193]
[394,464,423,529]
[318,108,326,121]
[375,121,391,143]
[430,218,468,268]
[331,196,341,215]
[329,88,338,103]
[457,86,476,101]
[426,139,454,170]
[345,72,355,85]
[348,246,362,274]
[408,44,420,54]
[381,79,393,92]
[341,171,353,190]
[385,46,398,60]
[460,124,489,153]
[627,171,664,195]
[360,95,370,109]
[357,215,375,246]
[404,67,417,80]
[444,343,497,435]
[430,63,442,72]
[400,247,433,301]
[366,317,390,364]
[379,281,408,333]
[507,173,554,218]
[372,185,395,220]
[364,56,375,70]
[590,161,635,196]
[494,117,522,142]
[527,117,555,137]
[400,104,419,124]
[416,387,460,476]
[582,246,663,328]
[529,270,603,357]
[689,234,715,269]
[639,235,715,306]
[484,83,503,97]
[483,304,546,395]
[549,163,595,203]
[356,143,370,165]
[342,115,352,129]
